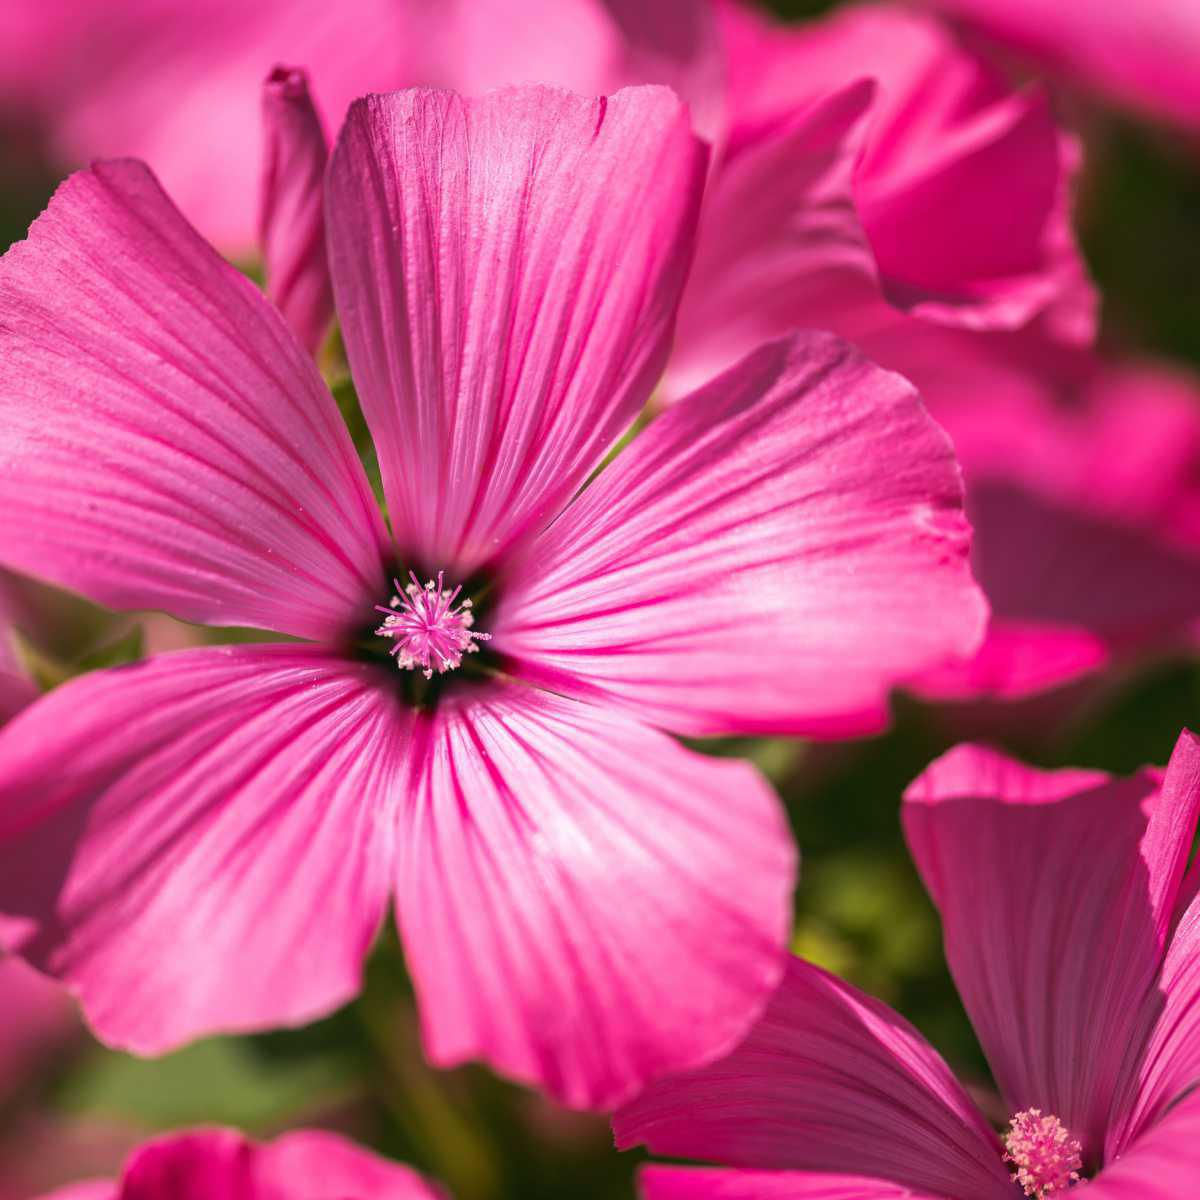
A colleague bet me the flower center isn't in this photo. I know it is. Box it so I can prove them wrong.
[1003,1109,1085,1198]
[374,571,490,679]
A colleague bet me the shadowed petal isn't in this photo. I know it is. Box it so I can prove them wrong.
[0,160,389,641]
[615,957,1010,1199]
[0,645,406,1053]
[903,736,1200,1159]
[326,85,705,574]
[494,332,986,738]
[260,66,334,356]
[395,684,795,1110]
[1087,1091,1200,1199]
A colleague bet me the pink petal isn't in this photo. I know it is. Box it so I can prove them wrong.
[0,587,36,726]
[1106,732,1200,1154]
[614,956,1010,1199]
[325,85,705,575]
[664,81,881,401]
[395,684,794,1110]
[903,738,1200,1158]
[260,66,334,356]
[640,1167,944,1199]
[0,645,406,1053]
[493,332,987,738]
[1085,1090,1200,1200]
[0,160,388,642]
[113,1127,442,1198]
[0,956,76,1102]
[930,0,1200,130]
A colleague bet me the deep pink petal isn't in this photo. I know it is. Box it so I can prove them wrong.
[1106,732,1200,1154]
[0,956,76,1102]
[0,160,389,641]
[395,684,794,1110]
[1085,1090,1200,1199]
[903,738,1200,1158]
[260,66,334,356]
[326,85,705,575]
[493,332,986,738]
[930,0,1200,130]
[0,645,406,1053]
[614,956,1010,1198]
[640,1167,943,1199]
[112,1127,442,1198]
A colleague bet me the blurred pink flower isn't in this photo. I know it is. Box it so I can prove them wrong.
[36,1127,443,1200]
[2,0,714,253]
[617,730,1200,1199]
[889,334,1200,700]
[927,0,1200,131]
[0,86,983,1107]
[663,1,1096,400]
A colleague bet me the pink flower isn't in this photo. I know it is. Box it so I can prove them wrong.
[928,0,1200,130]
[617,730,1200,1198]
[2,0,711,252]
[35,1127,443,1199]
[661,0,1096,401]
[893,334,1200,700]
[0,86,983,1107]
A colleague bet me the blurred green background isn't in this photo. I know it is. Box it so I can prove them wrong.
[1,0,1199,1196]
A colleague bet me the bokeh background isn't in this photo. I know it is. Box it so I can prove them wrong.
[1,0,1199,1196]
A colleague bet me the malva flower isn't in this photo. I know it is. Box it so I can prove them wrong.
[36,1127,442,1199]
[616,730,1200,1198]
[929,0,1200,131]
[0,84,985,1108]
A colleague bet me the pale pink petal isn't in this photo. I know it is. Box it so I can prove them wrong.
[903,738,1200,1158]
[493,332,986,738]
[0,645,406,1053]
[1085,1090,1200,1200]
[395,684,794,1110]
[260,66,333,356]
[0,160,388,641]
[614,957,1010,1199]
[640,1167,944,1199]
[326,85,705,575]
[930,0,1200,130]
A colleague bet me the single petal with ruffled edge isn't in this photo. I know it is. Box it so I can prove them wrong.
[260,65,334,356]
[1105,732,1200,1156]
[326,85,705,575]
[394,683,795,1110]
[639,1166,945,1199]
[0,645,407,1053]
[903,736,1200,1159]
[0,159,389,641]
[493,332,986,738]
[615,956,1011,1198]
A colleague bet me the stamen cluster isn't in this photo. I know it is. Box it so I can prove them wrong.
[375,571,490,679]
[1003,1109,1085,1198]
